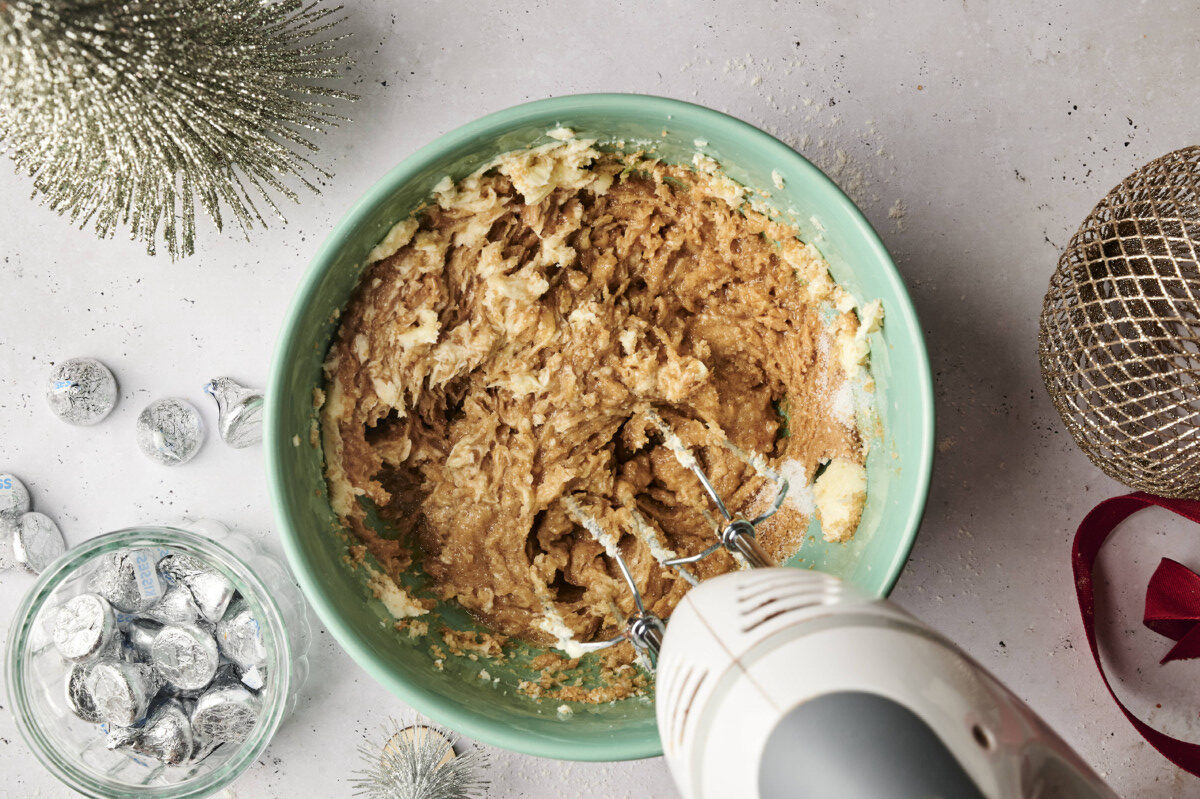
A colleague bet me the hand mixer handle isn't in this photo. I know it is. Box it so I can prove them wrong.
[757,691,1115,799]
[657,568,1120,799]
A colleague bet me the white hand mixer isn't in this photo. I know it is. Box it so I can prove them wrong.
[566,413,1118,799]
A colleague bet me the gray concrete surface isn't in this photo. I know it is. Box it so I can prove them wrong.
[2,1,1198,796]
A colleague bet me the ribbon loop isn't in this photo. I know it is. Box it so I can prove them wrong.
[1073,492,1200,776]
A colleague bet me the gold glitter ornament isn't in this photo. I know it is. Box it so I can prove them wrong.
[0,0,355,259]
[1040,146,1200,497]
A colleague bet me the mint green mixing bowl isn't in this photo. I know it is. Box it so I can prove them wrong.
[266,93,934,761]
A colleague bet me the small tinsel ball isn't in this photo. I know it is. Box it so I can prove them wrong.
[1039,146,1200,497]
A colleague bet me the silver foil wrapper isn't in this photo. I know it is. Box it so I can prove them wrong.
[201,662,242,694]
[0,473,32,521]
[215,597,266,671]
[88,549,167,613]
[0,526,13,571]
[0,474,30,570]
[85,660,162,727]
[103,724,141,750]
[46,357,118,426]
[12,511,65,574]
[143,584,209,629]
[124,619,163,660]
[203,377,264,448]
[191,681,261,749]
[104,634,145,664]
[48,543,278,768]
[136,398,204,466]
[158,552,235,624]
[150,624,220,691]
[52,593,116,661]
[106,699,194,767]
[65,662,104,723]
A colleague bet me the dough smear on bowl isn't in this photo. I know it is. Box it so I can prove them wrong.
[320,133,879,669]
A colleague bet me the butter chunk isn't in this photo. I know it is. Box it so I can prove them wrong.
[814,459,867,543]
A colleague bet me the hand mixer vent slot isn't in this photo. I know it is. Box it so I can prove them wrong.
[658,663,710,753]
[737,571,844,634]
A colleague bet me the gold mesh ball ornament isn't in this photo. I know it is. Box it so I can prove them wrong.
[1040,146,1200,497]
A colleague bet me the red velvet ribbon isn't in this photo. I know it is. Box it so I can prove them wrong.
[1073,492,1200,775]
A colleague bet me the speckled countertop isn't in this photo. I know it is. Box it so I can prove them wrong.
[2,1,1199,796]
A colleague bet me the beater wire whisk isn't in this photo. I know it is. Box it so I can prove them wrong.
[563,496,666,660]
[558,410,789,663]
[645,409,786,570]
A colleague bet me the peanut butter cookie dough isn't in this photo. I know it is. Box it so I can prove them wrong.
[320,132,879,664]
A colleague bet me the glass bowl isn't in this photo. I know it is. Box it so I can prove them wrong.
[5,523,310,798]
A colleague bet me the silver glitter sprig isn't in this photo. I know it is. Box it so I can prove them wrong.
[352,718,490,799]
[0,0,355,259]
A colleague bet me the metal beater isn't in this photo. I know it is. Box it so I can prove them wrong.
[562,409,789,662]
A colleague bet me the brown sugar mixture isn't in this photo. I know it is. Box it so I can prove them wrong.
[320,134,874,667]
